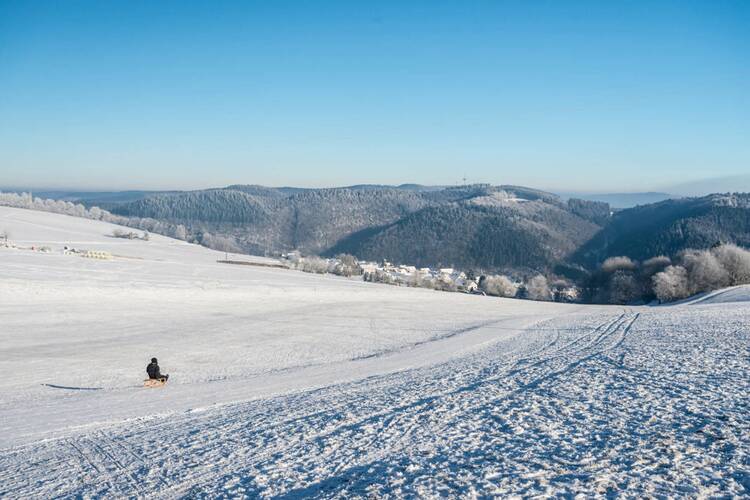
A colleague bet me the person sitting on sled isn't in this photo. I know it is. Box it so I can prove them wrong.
[146,357,169,381]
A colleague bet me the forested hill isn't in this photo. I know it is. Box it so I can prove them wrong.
[327,196,601,273]
[572,193,750,267]
[13,183,750,275]
[110,186,432,256]
[108,184,607,272]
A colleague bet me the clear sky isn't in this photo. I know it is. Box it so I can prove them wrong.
[1,0,748,191]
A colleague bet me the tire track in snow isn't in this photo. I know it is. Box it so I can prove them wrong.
[132,317,576,496]
[66,438,122,496]
[228,313,638,479]
[312,313,637,470]
[84,434,147,496]
[331,312,640,469]
[5,307,748,498]
[136,314,634,496]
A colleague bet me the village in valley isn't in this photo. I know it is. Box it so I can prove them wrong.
[282,251,581,303]
[2,223,579,304]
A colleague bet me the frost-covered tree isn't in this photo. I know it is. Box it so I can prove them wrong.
[408,270,435,289]
[200,232,241,253]
[332,254,360,277]
[645,244,750,302]
[173,224,188,241]
[652,265,690,302]
[88,206,104,220]
[711,244,750,286]
[526,275,552,301]
[0,191,189,246]
[482,275,518,297]
[298,256,329,274]
[641,256,671,276]
[680,249,729,294]
[601,256,637,274]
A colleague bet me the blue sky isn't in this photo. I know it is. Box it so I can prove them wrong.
[1,0,748,191]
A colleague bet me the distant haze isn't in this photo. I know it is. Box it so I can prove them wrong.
[6,175,750,210]
[663,175,750,197]
[556,192,674,209]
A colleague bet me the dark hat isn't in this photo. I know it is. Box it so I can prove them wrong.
[151,357,158,363]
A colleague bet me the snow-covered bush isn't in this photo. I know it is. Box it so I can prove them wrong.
[652,265,690,302]
[112,229,142,239]
[526,275,552,301]
[481,275,518,297]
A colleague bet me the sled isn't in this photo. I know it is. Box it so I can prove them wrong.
[143,378,167,388]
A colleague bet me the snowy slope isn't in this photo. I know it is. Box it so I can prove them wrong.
[686,285,750,305]
[0,207,588,444]
[1,206,748,497]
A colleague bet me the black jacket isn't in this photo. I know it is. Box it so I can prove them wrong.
[146,362,162,379]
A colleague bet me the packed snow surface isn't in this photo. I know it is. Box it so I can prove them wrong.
[687,285,750,305]
[1,206,748,498]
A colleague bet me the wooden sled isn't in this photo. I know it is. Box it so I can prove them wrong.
[143,378,167,388]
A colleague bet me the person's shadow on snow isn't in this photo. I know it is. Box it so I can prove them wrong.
[42,383,103,391]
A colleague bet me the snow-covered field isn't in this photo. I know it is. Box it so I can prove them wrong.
[1,206,748,497]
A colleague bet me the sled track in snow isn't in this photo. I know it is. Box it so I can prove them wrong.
[2,308,749,497]
[0,311,651,498]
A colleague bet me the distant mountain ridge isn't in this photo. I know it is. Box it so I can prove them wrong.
[106,184,605,273]
[12,184,750,276]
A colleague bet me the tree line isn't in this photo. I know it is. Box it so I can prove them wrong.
[583,243,750,303]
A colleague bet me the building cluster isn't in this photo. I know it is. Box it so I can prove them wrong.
[284,253,581,302]
[359,261,481,292]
